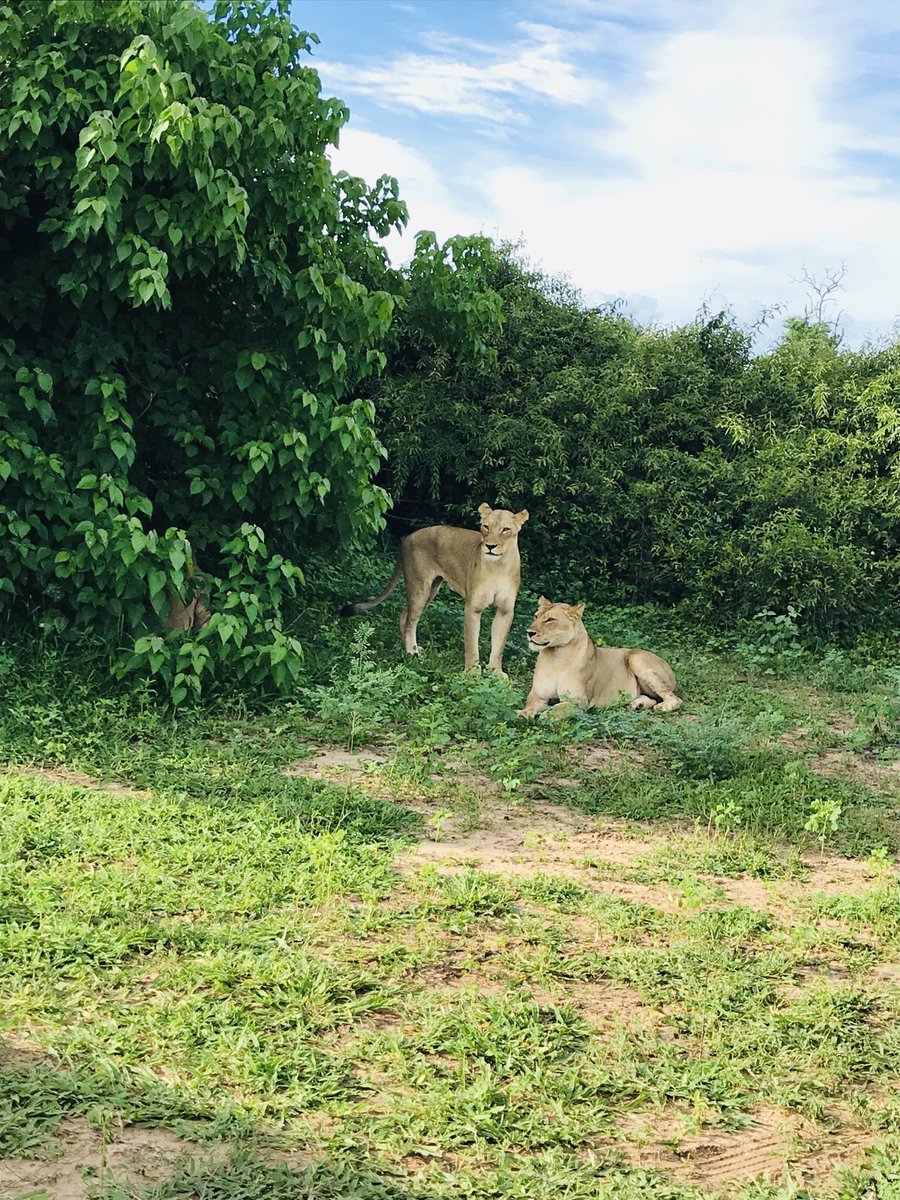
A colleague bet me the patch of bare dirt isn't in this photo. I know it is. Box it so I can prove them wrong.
[870,961,900,986]
[284,746,387,785]
[427,767,495,792]
[778,960,859,1004]
[397,798,664,890]
[806,747,900,794]
[2,766,149,800]
[530,979,654,1029]
[0,1035,48,1071]
[778,712,857,751]
[794,1129,882,1188]
[674,1127,793,1185]
[611,1105,877,1189]
[409,964,510,997]
[0,1118,223,1200]
[803,854,896,893]
[556,879,689,919]
[714,876,778,911]
[601,879,692,913]
[580,743,647,771]
[713,860,898,932]
[776,721,900,793]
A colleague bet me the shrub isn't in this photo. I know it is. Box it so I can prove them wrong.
[375,248,900,635]
[0,0,407,699]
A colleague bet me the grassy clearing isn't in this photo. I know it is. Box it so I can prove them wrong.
[0,580,899,1198]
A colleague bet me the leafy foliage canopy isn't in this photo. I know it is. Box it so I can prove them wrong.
[0,0,407,699]
[377,247,900,636]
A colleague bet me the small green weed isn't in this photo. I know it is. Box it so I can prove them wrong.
[734,606,808,675]
[299,623,423,748]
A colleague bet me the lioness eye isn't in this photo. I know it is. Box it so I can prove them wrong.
[545,617,555,623]
[481,526,488,533]
[502,527,510,534]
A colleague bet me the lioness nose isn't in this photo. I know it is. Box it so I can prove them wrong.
[486,542,497,550]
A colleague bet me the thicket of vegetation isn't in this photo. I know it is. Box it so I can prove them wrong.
[0,0,412,701]
[2,0,899,709]
[377,248,900,638]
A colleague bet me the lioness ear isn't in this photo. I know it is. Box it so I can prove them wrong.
[570,603,585,620]
[537,595,552,611]
[477,502,492,519]
[515,509,529,527]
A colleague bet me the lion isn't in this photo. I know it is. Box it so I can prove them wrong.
[341,504,529,675]
[165,558,211,632]
[165,589,210,632]
[519,597,682,717]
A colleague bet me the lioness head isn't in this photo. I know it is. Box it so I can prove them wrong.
[526,596,585,650]
[477,503,529,560]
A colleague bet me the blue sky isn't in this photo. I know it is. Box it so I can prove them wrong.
[290,0,900,347]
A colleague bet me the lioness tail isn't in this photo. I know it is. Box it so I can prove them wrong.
[340,560,404,617]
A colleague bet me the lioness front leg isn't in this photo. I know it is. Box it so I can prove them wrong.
[488,604,514,677]
[518,690,551,718]
[463,602,484,672]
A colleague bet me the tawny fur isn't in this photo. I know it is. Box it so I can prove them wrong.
[519,597,682,717]
[165,560,211,632]
[341,503,529,675]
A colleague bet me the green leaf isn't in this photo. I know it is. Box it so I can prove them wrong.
[148,569,167,599]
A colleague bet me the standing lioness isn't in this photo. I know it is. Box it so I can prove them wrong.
[341,504,529,675]
[520,597,682,717]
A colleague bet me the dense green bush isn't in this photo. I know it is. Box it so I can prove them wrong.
[0,0,407,700]
[4,0,898,699]
[376,247,900,635]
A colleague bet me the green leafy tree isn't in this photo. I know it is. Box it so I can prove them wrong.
[0,0,407,700]
[376,246,900,634]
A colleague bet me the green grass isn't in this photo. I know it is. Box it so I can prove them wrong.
[1,584,899,1198]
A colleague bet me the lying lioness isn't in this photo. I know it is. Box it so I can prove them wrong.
[519,597,682,717]
[341,504,529,675]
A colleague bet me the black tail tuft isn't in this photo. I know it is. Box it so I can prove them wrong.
[339,603,360,618]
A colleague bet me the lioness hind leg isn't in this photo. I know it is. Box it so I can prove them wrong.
[627,650,683,714]
[399,608,419,654]
[402,576,442,656]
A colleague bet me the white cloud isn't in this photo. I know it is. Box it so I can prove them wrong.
[602,28,840,175]
[318,23,601,122]
[324,0,900,341]
[330,127,492,259]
